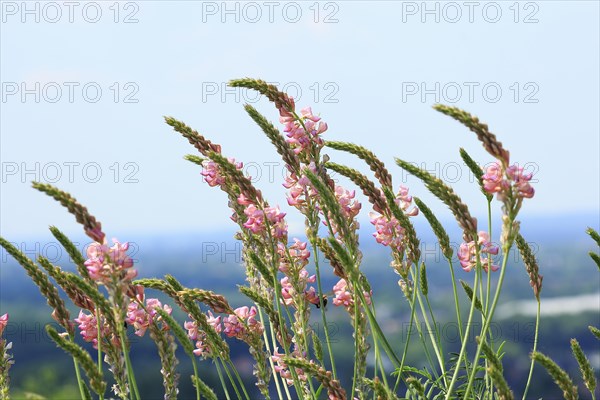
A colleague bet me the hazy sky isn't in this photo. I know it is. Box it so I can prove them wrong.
[1,1,599,241]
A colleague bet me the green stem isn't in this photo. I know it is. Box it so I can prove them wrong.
[444,259,481,399]
[413,273,446,382]
[312,245,337,379]
[394,272,420,391]
[446,257,464,341]
[462,242,512,399]
[118,329,140,400]
[221,358,243,400]
[351,298,359,398]
[521,300,540,400]
[214,358,232,400]
[95,310,103,378]
[227,359,251,400]
[258,308,286,400]
[191,356,201,400]
[72,357,88,400]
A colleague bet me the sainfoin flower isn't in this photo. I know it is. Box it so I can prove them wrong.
[243,204,287,240]
[280,269,316,308]
[482,162,534,200]
[279,105,328,155]
[271,346,308,386]
[184,311,222,358]
[369,186,418,253]
[75,310,111,349]
[0,313,8,336]
[458,231,499,272]
[126,298,172,337]
[332,279,371,308]
[223,306,263,339]
[84,239,137,284]
[201,158,243,187]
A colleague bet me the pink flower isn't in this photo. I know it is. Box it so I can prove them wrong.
[506,164,535,198]
[0,313,8,337]
[201,158,242,188]
[370,213,405,252]
[332,279,371,308]
[280,277,295,306]
[458,231,499,272]
[75,310,110,349]
[369,186,418,252]
[243,204,288,240]
[185,311,222,358]
[290,239,311,265]
[279,103,327,155]
[482,162,535,201]
[184,320,199,341]
[271,346,308,386]
[84,239,137,284]
[395,186,419,216]
[482,162,506,194]
[335,186,361,219]
[126,298,172,337]
[223,306,262,339]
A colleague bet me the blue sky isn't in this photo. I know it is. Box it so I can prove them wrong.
[1,1,599,241]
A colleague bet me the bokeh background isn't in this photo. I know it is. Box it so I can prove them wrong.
[1,1,599,398]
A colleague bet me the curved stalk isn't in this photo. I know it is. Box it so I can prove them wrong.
[444,260,482,399]
[462,241,513,398]
[521,299,540,400]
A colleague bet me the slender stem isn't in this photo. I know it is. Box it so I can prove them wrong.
[312,245,337,379]
[119,329,140,400]
[444,261,481,399]
[258,308,285,400]
[214,358,232,400]
[191,356,201,400]
[95,310,103,378]
[521,300,540,400]
[412,271,446,382]
[221,358,243,400]
[227,359,251,400]
[462,241,512,399]
[71,357,87,400]
[423,294,447,383]
[351,298,359,398]
[393,272,420,391]
[446,257,463,341]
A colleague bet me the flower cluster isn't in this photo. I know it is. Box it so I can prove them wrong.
[279,104,328,156]
[0,314,8,337]
[126,296,172,337]
[201,159,243,187]
[74,310,112,349]
[223,306,263,340]
[184,311,222,358]
[271,347,308,386]
[482,162,535,201]
[283,167,318,211]
[280,269,317,308]
[369,186,418,253]
[332,279,372,309]
[458,231,499,272]
[242,202,288,240]
[278,239,310,273]
[84,239,137,284]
